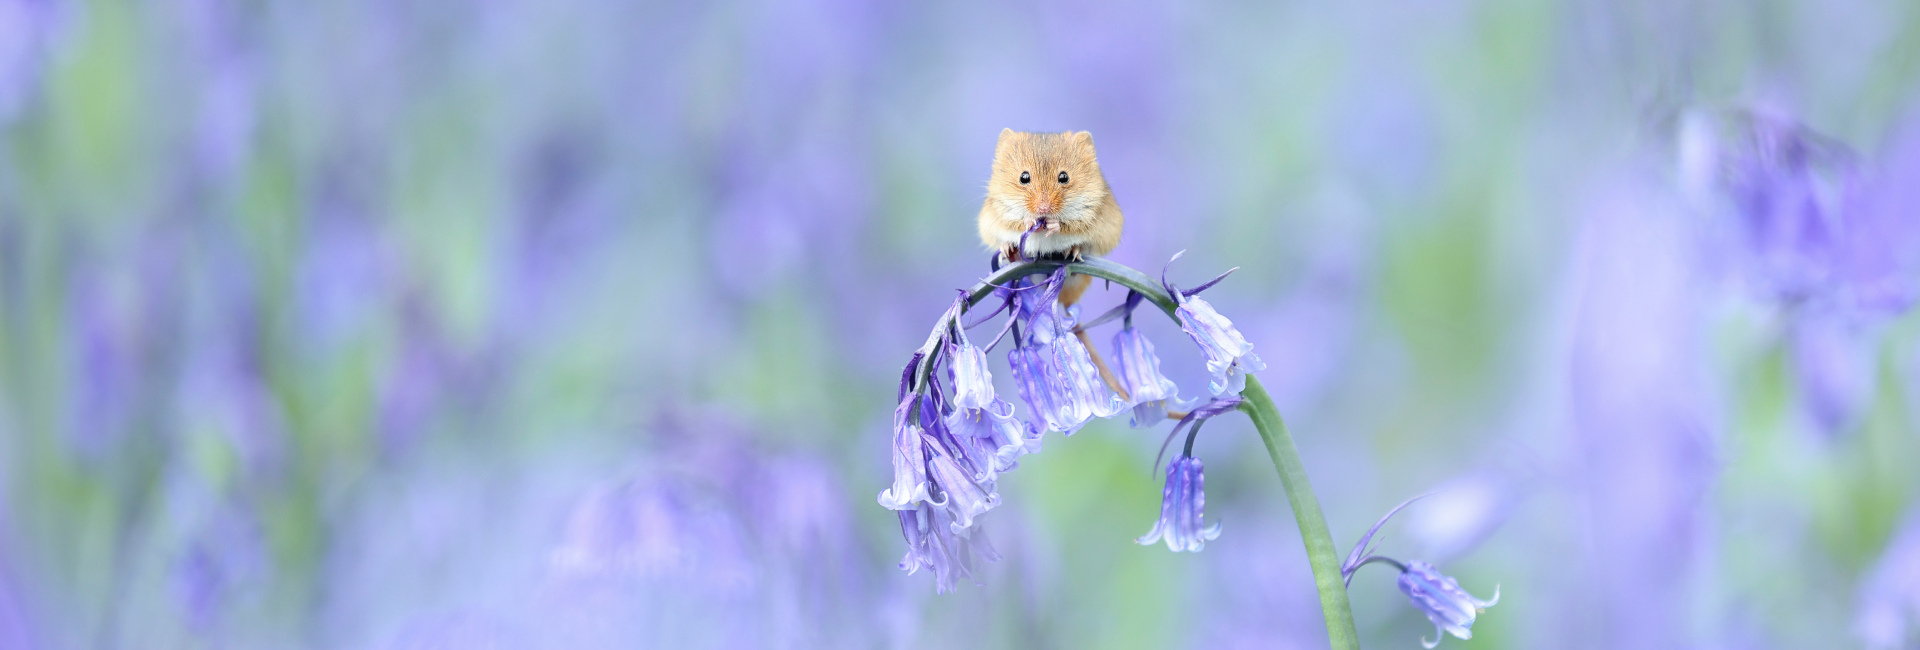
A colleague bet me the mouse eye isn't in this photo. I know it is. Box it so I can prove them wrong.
[1019,171,1030,184]
[1058,171,1069,184]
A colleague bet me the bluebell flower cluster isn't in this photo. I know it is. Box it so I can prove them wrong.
[882,259,1270,591]
[1686,109,1920,437]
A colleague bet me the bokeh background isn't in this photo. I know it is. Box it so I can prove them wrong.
[3,0,1920,648]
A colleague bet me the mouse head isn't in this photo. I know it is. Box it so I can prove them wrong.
[987,130,1107,223]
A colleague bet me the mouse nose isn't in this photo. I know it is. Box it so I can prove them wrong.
[1032,198,1057,215]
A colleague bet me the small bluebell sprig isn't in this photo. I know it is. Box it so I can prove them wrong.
[1343,495,1502,648]
[879,253,1389,650]
[878,253,1268,592]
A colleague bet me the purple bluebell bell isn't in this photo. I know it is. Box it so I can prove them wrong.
[945,398,1041,478]
[896,502,1001,594]
[948,327,997,411]
[1007,271,1124,434]
[1163,254,1267,395]
[877,397,933,511]
[1691,110,1858,302]
[1399,561,1500,648]
[1690,108,1920,312]
[549,477,755,592]
[1136,456,1220,552]
[1790,311,1874,436]
[924,431,1002,532]
[1342,495,1500,647]
[1111,323,1187,428]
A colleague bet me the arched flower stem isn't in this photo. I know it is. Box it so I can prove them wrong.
[910,257,1361,650]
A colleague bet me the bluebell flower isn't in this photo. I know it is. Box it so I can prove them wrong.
[1136,456,1220,552]
[1398,561,1500,648]
[897,503,1001,594]
[1687,108,1920,312]
[924,432,1002,532]
[945,398,1041,477]
[1007,271,1123,434]
[1111,324,1188,428]
[1163,254,1267,395]
[1343,494,1501,647]
[876,397,932,510]
[948,331,997,411]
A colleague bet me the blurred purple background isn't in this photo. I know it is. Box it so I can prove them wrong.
[2,0,1919,648]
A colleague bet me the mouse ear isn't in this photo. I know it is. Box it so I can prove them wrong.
[1073,131,1094,146]
[998,128,1016,143]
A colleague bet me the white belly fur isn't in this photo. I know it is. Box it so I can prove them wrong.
[989,227,1093,256]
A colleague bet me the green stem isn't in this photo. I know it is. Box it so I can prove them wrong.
[927,258,1360,649]
[1238,375,1360,650]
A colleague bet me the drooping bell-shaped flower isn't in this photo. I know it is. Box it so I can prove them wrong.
[1163,254,1267,395]
[1007,271,1123,434]
[1136,456,1221,552]
[1111,324,1188,428]
[1176,294,1266,395]
[1398,560,1500,648]
[924,435,1002,533]
[876,397,932,510]
[949,331,997,411]
[945,398,1041,477]
[896,503,1001,594]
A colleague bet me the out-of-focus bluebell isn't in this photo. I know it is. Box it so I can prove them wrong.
[1842,111,1920,312]
[461,412,879,648]
[64,268,144,456]
[548,476,755,594]
[174,0,258,183]
[63,237,186,457]
[1789,310,1874,436]
[1163,254,1266,395]
[174,340,287,480]
[1683,109,1861,303]
[374,301,486,457]
[169,497,267,633]
[1856,506,1920,649]
[1683,107,1920,313]
[1398,560,1500,648]
[295,169,394,352]
[1681,108,1920,438]
[1136,455,1220,553]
